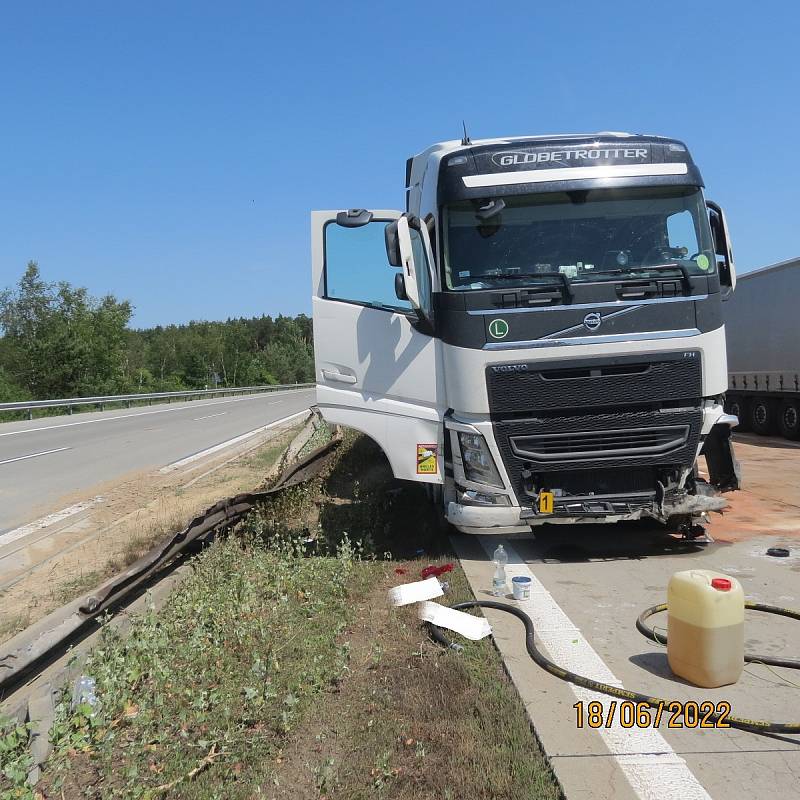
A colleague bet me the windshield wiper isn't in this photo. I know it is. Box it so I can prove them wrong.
[633,263,692,291]
[486,271,572,300]
[583,263,691,291]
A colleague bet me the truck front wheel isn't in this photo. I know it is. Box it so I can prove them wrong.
[778,399,800,440]
[749,397,775,435]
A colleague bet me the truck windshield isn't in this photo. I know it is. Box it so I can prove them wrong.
[443,186,715,290]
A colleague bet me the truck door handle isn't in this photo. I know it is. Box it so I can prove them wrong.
[322,369,357,385]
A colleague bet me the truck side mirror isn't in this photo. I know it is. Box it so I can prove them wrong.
[385,220,402,266]
[336,209,373,228]
[384,217,420,308]
[394,272,408,301]
[707,201,736,293]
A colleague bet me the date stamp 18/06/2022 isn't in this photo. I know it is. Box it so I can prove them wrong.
[574,700,732,729]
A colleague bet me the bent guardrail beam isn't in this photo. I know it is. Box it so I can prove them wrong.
[0,421,340,697]
[0,383,314,419]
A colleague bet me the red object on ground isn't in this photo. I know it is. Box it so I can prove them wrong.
[420,563,454,579]
[394,568,407,575]
[711,577,732,591]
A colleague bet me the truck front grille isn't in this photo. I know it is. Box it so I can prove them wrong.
[494,408,703,501]
[527,467,657,496]
[510,424,690,462]
[487,351,702,415]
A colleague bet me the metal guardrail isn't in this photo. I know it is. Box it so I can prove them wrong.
[0,383,314,419]
[0,414,340,783]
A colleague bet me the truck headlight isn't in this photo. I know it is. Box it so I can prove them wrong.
[458,432,504,489]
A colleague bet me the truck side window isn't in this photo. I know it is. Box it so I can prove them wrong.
[324,222,412,311]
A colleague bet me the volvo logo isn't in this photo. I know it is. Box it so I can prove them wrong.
[492,364,528,373]
[583,312,602,331]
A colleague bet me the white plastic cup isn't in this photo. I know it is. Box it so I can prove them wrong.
[512,575,531,601]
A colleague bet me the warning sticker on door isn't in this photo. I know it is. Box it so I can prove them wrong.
[416,444,438,474]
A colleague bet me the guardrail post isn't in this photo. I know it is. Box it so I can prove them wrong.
[68,405,73,415]
[28,409,33,421]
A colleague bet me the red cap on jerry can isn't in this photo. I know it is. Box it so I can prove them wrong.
[711,578,732,591]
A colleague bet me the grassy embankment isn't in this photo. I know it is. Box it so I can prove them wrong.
[1,431,561,800]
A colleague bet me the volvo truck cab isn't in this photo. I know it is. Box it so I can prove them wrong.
[312,133,739,535]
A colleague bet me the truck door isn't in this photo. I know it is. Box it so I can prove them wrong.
[311,209,444,483]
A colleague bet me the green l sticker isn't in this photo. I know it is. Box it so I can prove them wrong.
[488,318,509,339]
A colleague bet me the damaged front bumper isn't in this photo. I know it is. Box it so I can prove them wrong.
[444,404,739,534]
[446,501,532,535]
[447,489,731,534]
[520,488,730,526]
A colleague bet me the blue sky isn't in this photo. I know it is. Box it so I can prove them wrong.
[1,1,797,327]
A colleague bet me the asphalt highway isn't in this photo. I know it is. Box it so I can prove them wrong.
[0,388,315,534]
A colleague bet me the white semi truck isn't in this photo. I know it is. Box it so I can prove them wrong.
[311,132,739,535]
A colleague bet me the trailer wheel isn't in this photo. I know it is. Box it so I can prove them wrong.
[749,396,775,435]
[725,395,749,432]
[778,400,800,440]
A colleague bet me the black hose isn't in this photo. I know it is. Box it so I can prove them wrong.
[428,600,800,736]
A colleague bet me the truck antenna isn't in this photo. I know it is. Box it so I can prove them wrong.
[461,120,471,146]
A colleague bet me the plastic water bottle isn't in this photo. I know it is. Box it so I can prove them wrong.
[492,544,508,596]
[72,675,100,716]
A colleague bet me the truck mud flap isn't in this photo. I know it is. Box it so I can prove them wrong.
[701,423,740,491]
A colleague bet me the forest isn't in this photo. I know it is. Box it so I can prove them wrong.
[0,263,314,402]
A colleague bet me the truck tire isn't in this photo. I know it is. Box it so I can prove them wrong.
[725,395,750,432]
[749,396,775,435]
[778,399,800,440]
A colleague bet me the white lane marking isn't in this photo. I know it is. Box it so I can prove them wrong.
[479,538,712,800]
[159,410,310,473]
[0,446,71,466]
[192,412,227,421]
[0,389,312,438]
[0,496,104,546]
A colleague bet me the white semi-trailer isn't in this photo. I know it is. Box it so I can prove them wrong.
[311,132,739,535]
[724,257,800,439]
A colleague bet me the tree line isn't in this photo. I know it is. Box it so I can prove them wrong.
[0,263,314,402]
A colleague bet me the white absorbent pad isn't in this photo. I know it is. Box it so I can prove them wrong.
[388,576,443,607]
[417,601,492,640]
